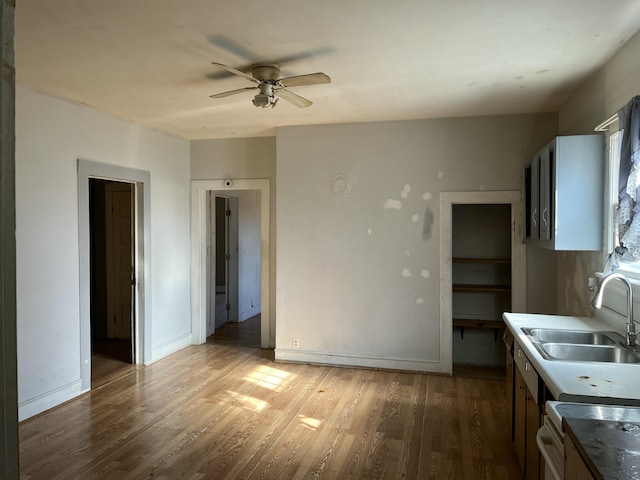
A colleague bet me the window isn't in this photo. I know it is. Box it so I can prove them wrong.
[604,123,640,277]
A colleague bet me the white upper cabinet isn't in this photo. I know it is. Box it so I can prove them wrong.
[525,134,605,250]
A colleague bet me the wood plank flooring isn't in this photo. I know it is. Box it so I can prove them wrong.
[92,339,136,389]
[19,342,522,479]
[209,315,262,348]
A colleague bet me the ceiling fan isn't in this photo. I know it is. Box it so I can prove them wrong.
[209,62,331,108]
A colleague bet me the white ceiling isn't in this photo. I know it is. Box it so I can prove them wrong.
[14,1,640,140]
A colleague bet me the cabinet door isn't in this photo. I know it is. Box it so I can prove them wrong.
[565,434,596,480]
[506,350,515,440]
[530,156,540,239]
[539,146,553,241]
[525,391,541,479]
[514,367,526,471]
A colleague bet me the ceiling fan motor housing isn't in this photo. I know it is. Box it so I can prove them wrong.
[252,63,281,82]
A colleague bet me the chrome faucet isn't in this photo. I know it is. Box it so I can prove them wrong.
[591,273,637,347]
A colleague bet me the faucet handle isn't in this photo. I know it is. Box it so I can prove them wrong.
[627,325,637,347]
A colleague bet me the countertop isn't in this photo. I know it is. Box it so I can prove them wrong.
[564,414,640,480]
[503,313,640,405]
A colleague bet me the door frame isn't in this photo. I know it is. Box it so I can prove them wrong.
[78,159,151,391]
[0,2,18,475]
[191,179,271,348]
[439,191,525,374]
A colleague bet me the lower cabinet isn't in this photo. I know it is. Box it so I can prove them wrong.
[564,434,596,480]
[504,329,515,440]
[512,339,544,479]
[525,385,541,480]
[514,366,527,469]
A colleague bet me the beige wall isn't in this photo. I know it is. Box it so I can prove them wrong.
[556,29,640,315]
[275,114,557,371]
[16,85,191,419]
[560,30,640,136]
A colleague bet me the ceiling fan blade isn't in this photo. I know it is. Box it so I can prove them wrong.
[210,62,258,83]
[209,86,257,99]
[206,35,333,77]
[207,35,260,63]
[268,47,334,67]
[279,72,331,88]
[277,88,313,108]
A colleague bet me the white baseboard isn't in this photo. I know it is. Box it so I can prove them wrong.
[147,333,192,365]
[239,305,261,322]
[19,379,85,421]
[274,349,448,373]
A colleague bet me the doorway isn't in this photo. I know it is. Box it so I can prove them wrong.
[191,179,271,348]
[439,191,526,374]
[451,203,512,367]
[89,179,135,386]
[78,159,150,393]
[208,191,261,348]
[212,195,239,329]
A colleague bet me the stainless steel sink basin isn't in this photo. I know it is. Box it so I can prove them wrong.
[522,328,621,345]
[540,343,640,363]
[520,327,640,363]
[555,403,640,423]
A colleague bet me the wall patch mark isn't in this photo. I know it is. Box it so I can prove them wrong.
[421,269,430,279]
[402,269,412,278]
[422,192,433,201]
[422,207,434,241]
[331,173,352,196]
[416,298,425,305]
[412,214,419,223]
[384,199,402,210]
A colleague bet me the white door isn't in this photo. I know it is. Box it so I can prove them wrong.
[105,182,134,341]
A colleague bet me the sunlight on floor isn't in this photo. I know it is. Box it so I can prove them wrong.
[226,391,269,412]
[244,365,294,392]
[298,414,322,431]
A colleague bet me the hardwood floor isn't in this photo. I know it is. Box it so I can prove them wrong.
[209,315,261,348]
[92,339,137,389]
[19,343,522,479]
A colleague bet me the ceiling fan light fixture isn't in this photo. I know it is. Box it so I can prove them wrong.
[252,93,276,108]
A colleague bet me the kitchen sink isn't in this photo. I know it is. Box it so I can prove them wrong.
[522,328,621,345]
[521,327,640,363]
[540,343,640,363]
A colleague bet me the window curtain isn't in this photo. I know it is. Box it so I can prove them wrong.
[616,95,640,263]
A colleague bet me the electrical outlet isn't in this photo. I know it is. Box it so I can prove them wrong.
[292,338,300,349]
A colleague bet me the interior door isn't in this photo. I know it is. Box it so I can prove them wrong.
[226,197,239,323]
[214,196,228,328]
[105,182,134,343]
